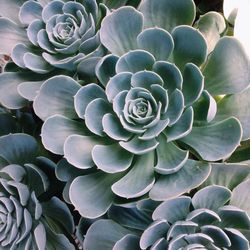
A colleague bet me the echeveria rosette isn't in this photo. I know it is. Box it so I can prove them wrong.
[34,0,250,219]
[0,133,75,250]
[84,184,250,250]
[0,0,107,109]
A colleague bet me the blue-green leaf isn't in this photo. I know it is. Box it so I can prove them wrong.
[139,0,195,31]
[203,37,250,95]
[92,144,133,173]
[155,135,189,175]
[0,17,29,54]
[215,87,250,140]
[0,72,29,109]
[100,6,143,55]
[137,28,174,61]
[181,118,242,161]
[195,12,226,53]
[70,172,120,218]
[34,76,80,121]
[19,1,42,26]
[116,50,155,73]
[153,196,192,223]
[84,220,130,250]
[0,133,37,164]
[112,152,155,198]
[41,115,85,155]
[150,160,211,200]
[230,179,250,216]
[192,185,231,211]
[172,25,207,71]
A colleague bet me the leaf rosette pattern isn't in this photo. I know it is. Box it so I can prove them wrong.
[34,0,250,218]
[84,184,250,250]
[0,0,106,109]
[0,134,75,250]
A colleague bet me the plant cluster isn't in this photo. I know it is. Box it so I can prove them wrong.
[0,0,249,249]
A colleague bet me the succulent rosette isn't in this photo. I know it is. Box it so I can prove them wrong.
[33,0,250,219]
[84,183,250,250]
[0,0,107,109]
[0,133,75,249]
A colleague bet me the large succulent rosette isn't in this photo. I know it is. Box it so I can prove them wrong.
[0,0,106,109]
[84,184,250,250]
[0,133,75,249]
[34,0,250,218]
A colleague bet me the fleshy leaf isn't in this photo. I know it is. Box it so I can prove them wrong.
[69,172,120,218]
[140,220,170,249]
[201,163,250,190]
[64,135,101,170]
[149,160,211,200]
[153,61,183,93]
[41,115,85,155]
[193,90,217,123]
[165,107,194,142]
[162,89,184,125]
[18,81,43,101]
[203,37,250,95]
[139,0,195,31]
[0,0,24,24]
[116,50,155,73]
[23,53,53,74]
[0,17,29,54]
[74,83,106,119]
[182,63,204,106]
[119,136,159,155]
[100,6,143,55]
[84,220,130,250]
[19,1,42,26]
[167,221,198,241]
[218,206,250,229]
[192,185,232,211]
[0,72,28,109]
[172,25,207,71]
[106,72,132,102]
[114,235,140,250]
[96,54,119,86]
[108,205,152,231]
[181,118,242,161]
[34,76,81,121]
[230,179,250,216]
[0,133,37,164]
[0,113,17,136]
[102,113,132,141]
[153,196,192,223]
[155,135,189,175]
[85,98,112,136]
[195,12,226,53]
[11,43,30,68]
[92,144,133,173]
[34,223,46,250]
[200,225,231,247]
[112,152,155,198]
[224,229,249,250]
[137,28,174,61]
[131,71,163,90]
[215,87,250,140]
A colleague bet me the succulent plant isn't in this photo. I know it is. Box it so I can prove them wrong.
[84,184,250,250]
[0,133,75,249]
[0,0,107,109]
[33,0,250,219]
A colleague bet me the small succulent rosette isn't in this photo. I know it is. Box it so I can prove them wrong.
[34,0,250,219]
[0,0,107,109]
[84,184,250,250]
[0,134,75,249]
